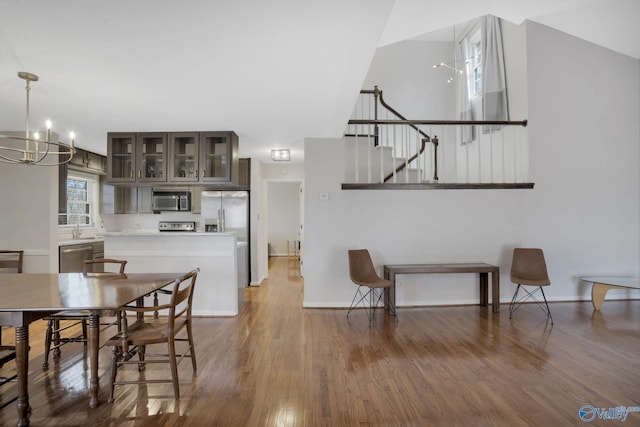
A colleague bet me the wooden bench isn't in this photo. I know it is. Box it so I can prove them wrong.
[580,277,640,310]
[383,263,500,314]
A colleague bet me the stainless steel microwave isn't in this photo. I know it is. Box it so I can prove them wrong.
[152,190,191,212]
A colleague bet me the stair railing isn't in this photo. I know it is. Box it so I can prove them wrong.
[346,87,434,183]
[345,86,528,184]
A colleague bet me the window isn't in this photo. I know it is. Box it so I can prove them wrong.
[468,31,482,99]
[457,15,509,145]
[61,171,99,227]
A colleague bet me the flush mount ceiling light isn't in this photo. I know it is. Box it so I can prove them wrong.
[271,148,290,162]
[0,72,76,166]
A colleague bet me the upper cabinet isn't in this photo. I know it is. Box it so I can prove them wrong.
[200,132,238,184]
[137,133,167,183]
[169,132,199,182]
[107,133,136,182]
[109,131,238,186]
[107,132,167,183]
[69,148,107,175]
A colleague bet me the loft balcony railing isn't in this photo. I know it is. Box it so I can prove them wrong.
[343,87,532,189]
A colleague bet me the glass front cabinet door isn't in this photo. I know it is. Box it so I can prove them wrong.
[169,132,199,182]
[200,131,238,183]
[136,133,167,182]
[107,133,136,182]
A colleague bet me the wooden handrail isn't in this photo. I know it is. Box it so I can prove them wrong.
[350,87,528,183]
[348,119,528,126]
[369,87,434,182]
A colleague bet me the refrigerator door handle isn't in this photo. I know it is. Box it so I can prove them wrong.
[218,208,225,232]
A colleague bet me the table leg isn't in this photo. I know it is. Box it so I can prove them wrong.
[479,273,488,307]
[383,272,397,316]
[492,270,500,313]
[88,313,100,408]
[15,325,30,426]
[591,283,624,310]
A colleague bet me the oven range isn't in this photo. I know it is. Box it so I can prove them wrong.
[158,221,196,232]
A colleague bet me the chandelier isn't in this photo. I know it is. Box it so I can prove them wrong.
[432,24,465,84]
[0,72,75,166]
[433,61,464,83]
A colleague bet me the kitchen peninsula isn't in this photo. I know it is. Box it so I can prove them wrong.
[104,231,246,316]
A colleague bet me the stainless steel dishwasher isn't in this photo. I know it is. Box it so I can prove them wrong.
[59,243,94,273]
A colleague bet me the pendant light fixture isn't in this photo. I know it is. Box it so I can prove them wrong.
[0,72,75,166]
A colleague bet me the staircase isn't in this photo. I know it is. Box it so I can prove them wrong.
[344,137,423,183]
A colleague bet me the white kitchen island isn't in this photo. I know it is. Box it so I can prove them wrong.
[104,231,245,316]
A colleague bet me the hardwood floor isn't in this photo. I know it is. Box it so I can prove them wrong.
[1,257,639,426]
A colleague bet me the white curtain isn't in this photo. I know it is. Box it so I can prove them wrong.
[481,14,509,125]
[456,14,509,143]
[456,36,474,144]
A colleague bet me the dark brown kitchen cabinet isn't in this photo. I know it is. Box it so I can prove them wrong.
[85,151,107,174]
[236,158,251,189]
[107,132,167,183]
[200,132,238,184]
[101,184,153,214]
[108,131,238,186]
[69,148,107,174]
[169,132,199,182]
[107,133,136,182]
[169,131,239,184]
[137,133,167,182]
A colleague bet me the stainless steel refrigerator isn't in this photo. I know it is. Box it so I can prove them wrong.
[200,190,250,284]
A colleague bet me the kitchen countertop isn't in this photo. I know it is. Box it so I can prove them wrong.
[104,231,236,236]
[59,238,104,246]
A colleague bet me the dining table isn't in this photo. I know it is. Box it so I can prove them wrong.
[0,271,184,427]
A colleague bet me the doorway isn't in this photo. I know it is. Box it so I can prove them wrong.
[267,181,302,273]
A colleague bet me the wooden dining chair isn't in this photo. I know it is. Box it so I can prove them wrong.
[43,259,128,370]
[0,250,23,407]
[0,250,23,274]
[105,268,199,402]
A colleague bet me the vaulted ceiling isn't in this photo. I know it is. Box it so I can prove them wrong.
[1,0,637,164]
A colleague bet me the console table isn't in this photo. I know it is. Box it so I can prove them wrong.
[383,263,500,314]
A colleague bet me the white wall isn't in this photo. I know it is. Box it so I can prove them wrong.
[267,182,301,256]
[0,162,58,272]
[302,21,640,308]
[362,40,456,119]
[251,159,266,285]
[524,20,640,296]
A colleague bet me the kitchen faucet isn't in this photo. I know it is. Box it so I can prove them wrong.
[72,223,82,239]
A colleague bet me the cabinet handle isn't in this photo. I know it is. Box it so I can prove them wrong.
[202,169,205,178]
[138,170,141,178]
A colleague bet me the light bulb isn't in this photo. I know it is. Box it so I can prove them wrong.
[45,120,52,129]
